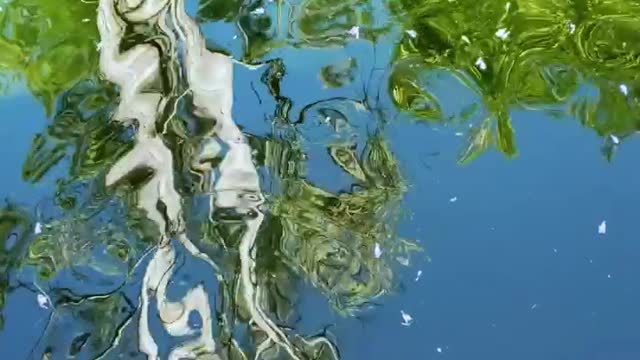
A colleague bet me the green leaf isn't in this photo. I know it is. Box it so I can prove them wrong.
[457,118,492,165]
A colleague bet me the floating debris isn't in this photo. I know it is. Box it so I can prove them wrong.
[250,7,265,15]
[347,25,360,39]
[415,270,423,282]
[374,243,382,258]
[37,293,50,309]
[436,347,443,353]
[34,222,42,235]
[610,134,620,144]
[619,84,629,96]
[495,28,510,40]
[567,20,576,34]
[475,57,487,71]
[406,29,417,38]
[400,310,413,326]
[598,220,606,235]
[449,196,458,203]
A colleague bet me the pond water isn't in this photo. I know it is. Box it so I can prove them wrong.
[1,0,640,359]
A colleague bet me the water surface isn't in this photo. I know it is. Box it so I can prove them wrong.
[1,0,640,359]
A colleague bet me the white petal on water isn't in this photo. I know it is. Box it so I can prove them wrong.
[400,310,413,326]
[619,84,629,96]
[37,294,49,309]
[495,28,510,40]
[251,7,265,15]
[598,220,606,234]
[347,25,360,39]
[567,21,576,34]
[34,222,42,235]
[436,347,443,353]
[461,35,471,44]
[406,29,417,38]
[475,57,487,71]
[374,243,382,258]
[610,134,620,144]
[449,196,458,203]
[455,132,463,136]
[415,270,423,282]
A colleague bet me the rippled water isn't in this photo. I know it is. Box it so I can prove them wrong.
[1,0,640,358]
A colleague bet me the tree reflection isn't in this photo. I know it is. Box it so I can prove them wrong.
[389,0,640,162]
[0,0,413,358]
[2,0,639,357]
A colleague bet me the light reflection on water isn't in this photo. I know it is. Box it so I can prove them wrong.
[1,0,640,358]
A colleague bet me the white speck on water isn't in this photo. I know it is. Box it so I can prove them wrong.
[415,270,423,282]
[461,35,471,44]
[449,196,458,203]
[553,248,558,253]
[82,18,90,23]
[436,347,443,353]
[400,310,413,326]
[233,35,238,39]
[607,274,612,279]
[406,29,417,38]
[495,28,510,40]
[37,294,49,309]
[455,132,463,136]
[397,257,410,266]
[598,220,607,235]
[475,57,487,71]
[347,25,360,39]
[610,134,620,144]
[567,21,576,34]
[251,7,265,15]
[619,84,629,96]
[34,222,42,235]
[531,303,538,310]
[374,243,382,258]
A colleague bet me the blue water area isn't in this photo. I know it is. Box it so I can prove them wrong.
[1,1,640,359]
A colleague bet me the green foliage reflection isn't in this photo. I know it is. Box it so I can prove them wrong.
[390,0,640,162]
